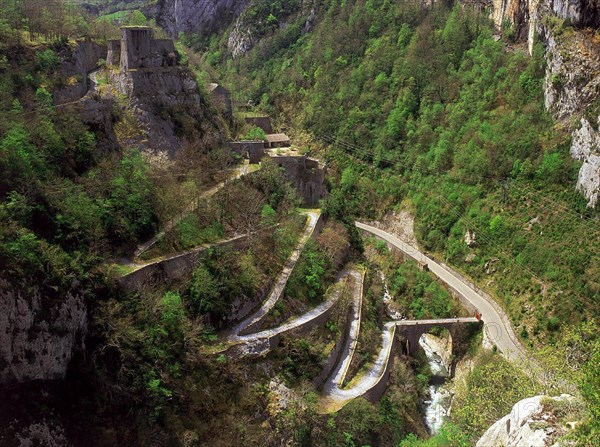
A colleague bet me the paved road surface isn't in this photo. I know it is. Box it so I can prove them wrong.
[355,221,527,364]
[228,211,321,339]
[322,269,364,391]
[230,269,359,354]
[320,321,396,412]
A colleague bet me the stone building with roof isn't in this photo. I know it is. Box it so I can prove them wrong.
[208,83,232,117]
[265,133,291,149]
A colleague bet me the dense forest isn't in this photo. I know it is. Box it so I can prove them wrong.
[204,4,598,333]
[0,0,599,446]
[196,1,600,444]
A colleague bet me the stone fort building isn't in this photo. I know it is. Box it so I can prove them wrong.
[106,26,205,155]
[107,27,177,71]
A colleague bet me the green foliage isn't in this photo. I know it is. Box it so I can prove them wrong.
[284,240,329,304]
[35,49,60,72]
[304,250,326,299]
[0,125,44,184]
[126,10,148,26]
[260,204,277,226]
[109,150,158,242]
[176,215,224,249]
[390,261,457,319]
[398,422,470,447]
[237,0,300,38]
[538,322,600,444]
[35,87,53,109]
[536,151,566,182]
[189,265,222,315]
[145,369,173,421]
[159,291,185,333]
[244,126,267,141]
[452,351,541,438]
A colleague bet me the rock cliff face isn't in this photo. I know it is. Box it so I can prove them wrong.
[490,0,532,40]
[540,27,600,206]
[570,118,600,206]
[490,0,600,31]
[551,0,600,27]
[0,279,87,384]
[227,17,259,58]
[226,0,317,57]
[54,41,105,105]
[156,0,249,38]
[476,394,581,447]
[489,0,600,206]
[156,0,314,57]
[111,66,219,155]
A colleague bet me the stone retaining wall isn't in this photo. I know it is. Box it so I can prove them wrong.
[119,234,249,291]
[244,116,272,133]
[363,328,399,403]
[228,140,265,163]
[271,156,325,206]
[54,41,105,105]
[313,305,351,389]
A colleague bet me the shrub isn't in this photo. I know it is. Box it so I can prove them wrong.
[244,126,267,141]
[35,49,60,72]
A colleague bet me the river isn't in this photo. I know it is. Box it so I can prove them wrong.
[420,334,452,434]
[379,271,452,433]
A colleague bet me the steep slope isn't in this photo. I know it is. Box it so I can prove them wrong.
[156,0,249,38]
[491,0,600,206]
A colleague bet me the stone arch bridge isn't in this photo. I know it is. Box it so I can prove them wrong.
[395,317,482,359]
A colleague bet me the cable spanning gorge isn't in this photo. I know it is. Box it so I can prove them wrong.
[203,217,534,411]
[120,198,535,412]
[115,153,536,409]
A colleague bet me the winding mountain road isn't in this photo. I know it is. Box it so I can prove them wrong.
[134,163,250,259]
[355,221,528,364]
[322,269,364,390]
[320,320,396,413]
[228,268,360,355]
[228,211,321,339]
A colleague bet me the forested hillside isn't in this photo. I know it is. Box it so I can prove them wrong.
[196,1,600,444]
[1,0,599,446]
[199,0,598,345]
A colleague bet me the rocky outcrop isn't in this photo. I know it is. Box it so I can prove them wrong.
[110,65,218,155]
[490,0,532,40]
[540,26,600,206]
[156,0,250,38]
[0,279,87,384]
[570,117,600,206]
[54,41,105,105]
[476,394,581,447]
[226,0,317,57]
[76,96,120,154]
[227,18,260,58]
[488,0,600,206]
[551,0,600,27]
[489,0,600,34]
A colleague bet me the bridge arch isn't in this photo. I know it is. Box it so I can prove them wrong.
[395,318,483,375]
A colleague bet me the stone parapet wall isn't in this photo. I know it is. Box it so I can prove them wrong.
[271,156,325,207]
[119,234,250,291]
[363,327,399,403]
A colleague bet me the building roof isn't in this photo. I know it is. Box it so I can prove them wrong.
[208,83,219,92]
[265,133,291,143]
